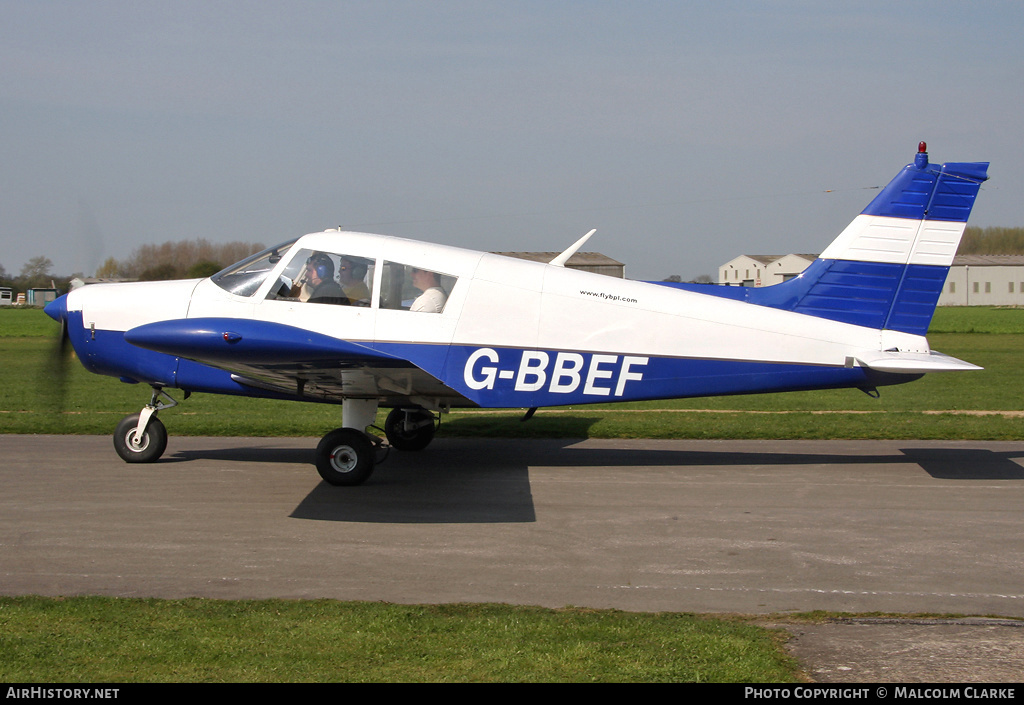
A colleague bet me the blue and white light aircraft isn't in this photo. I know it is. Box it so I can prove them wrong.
[46,143,989,485]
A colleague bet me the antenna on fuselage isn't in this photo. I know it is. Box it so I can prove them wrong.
[549,229,596,267]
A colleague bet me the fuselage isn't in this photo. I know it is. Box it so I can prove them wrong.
[49,229,921,410]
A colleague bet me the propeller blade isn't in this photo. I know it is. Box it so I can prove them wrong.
[41,297,73,411]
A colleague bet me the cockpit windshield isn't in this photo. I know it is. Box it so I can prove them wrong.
[210,240,297,297]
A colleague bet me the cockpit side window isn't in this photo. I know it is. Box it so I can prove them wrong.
[211,240,297,297]
[380,262,456,313]
[266,248,375,307]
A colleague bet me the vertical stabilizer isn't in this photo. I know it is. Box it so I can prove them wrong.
[744,144,989,334]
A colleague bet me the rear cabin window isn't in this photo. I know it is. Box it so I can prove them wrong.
[379,262,456,313]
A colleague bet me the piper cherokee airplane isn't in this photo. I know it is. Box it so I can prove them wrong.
[45,143,989,486]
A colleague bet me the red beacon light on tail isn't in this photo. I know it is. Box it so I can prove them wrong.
[915,141,929,168]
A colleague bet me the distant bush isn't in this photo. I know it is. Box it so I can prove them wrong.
[186,260,224,279]
[960,227,1024,255]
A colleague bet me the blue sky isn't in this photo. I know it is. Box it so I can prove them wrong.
[2,1,1021,281]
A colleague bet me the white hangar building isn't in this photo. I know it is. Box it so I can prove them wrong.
[718,254,816,288]
[937,255,1024,306]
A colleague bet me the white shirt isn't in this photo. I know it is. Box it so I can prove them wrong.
[411,286,446,313]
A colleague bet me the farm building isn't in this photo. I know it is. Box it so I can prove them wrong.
[25,288,58,306]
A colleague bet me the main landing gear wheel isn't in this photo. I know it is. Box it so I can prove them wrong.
[113,413,168,463]
[315,428,376,486]
[384,407,437,451]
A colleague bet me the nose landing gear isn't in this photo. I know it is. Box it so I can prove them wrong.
[113,387,177,463]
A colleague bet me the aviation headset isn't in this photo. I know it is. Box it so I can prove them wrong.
[340,257,368,280]
[306,253,335,281]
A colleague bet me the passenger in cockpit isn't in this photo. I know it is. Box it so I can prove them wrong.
[410,268,447,312]
[338,256,371,306]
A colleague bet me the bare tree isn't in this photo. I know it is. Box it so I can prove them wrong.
[19,256,55,289]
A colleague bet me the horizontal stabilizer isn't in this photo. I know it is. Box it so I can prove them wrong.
[851,350,982,374]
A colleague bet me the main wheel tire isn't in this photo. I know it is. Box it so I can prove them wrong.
[315,428,375,486]
[384,407,436,451]
[113,413,168,464]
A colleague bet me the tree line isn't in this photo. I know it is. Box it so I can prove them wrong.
[958,226,1024,255]
[94,239,264,281]
[1,239,264,294]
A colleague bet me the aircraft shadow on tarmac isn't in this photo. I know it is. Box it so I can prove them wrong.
[170,436,1024,525]
[897,447,1024,480]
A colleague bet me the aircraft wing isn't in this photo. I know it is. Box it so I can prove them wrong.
[124,318,472,408]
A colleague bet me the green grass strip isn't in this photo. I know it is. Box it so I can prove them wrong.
[0,597,799,683]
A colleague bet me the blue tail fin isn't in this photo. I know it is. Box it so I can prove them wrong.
[692,144,989,335]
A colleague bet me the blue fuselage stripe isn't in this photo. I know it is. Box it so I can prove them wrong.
[375,342,915,408]
[75,315,916,408]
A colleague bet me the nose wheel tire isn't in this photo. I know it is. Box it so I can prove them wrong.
[315,428,375,486]
[113,413,168,463]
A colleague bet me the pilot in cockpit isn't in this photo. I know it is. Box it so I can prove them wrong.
[302,252,349,305]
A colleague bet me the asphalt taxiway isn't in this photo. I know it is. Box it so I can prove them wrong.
[3,434,1023,680]
[3,434,1024,614]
